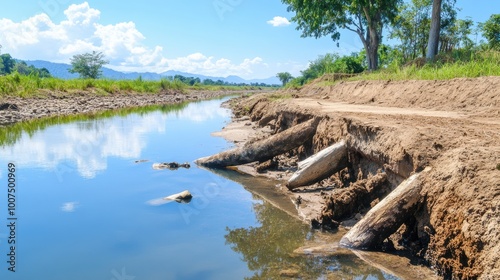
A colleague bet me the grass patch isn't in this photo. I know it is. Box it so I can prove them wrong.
[351,50,500,81]
[496,163,500,171]
[267,92,293,101]
[0,75,273,98]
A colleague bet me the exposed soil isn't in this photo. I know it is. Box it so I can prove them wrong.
[0,89,253,126]
[216,76,500,279]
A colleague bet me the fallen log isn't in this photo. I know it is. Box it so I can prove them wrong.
[340,168,429,250]
[195,118,318,168]
[287,141,348,190]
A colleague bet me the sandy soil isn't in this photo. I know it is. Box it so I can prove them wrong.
[212,76,500,279]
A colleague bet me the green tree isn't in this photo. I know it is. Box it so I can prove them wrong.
[14,61,31,75]
[332,54,365,73]
[276,72,293,86]
[481,14,500,50]
[282,0,401,70]
[391,0,432,61]
[0,53,15,75]
[440,18,474,52]
[14,61,52,77]
[391,0,456,62]
[69,51,108,79]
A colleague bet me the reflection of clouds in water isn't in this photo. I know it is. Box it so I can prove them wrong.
[147,197,175,206]
[0,113,168,178]
[61,202,79,212]
[177,100,230,122]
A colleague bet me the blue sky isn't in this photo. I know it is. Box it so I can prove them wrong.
[0,1,497,79]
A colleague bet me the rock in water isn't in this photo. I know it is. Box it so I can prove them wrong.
[152,162,191,170]
[164,190,193,202]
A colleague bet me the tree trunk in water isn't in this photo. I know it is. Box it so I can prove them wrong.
[426,0,442,61]
[340,168,430,250]
[287,141,348,190]
[195,119,318,168]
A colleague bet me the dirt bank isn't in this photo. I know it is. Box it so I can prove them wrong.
[0,89,254,126]
[215,77,500,279]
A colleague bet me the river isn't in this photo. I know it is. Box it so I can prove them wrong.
[0,97,399,279]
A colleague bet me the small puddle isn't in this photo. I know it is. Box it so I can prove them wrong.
[0,97,402,279]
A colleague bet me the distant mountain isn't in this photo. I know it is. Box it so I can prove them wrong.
[25,60,280,85]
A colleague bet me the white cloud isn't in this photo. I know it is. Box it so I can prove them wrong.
[267,16,291,27]
[113,53,267,79]
[0,2,270,79]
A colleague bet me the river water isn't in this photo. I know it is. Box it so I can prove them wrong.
[0,97,399,279]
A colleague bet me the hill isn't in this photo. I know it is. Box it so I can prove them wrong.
[25,60,280,85]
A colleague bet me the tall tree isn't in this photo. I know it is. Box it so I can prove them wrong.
[392,0,456,61]
[481,14,500,50]
[276,72,293,86]
[282,0,401,70]
[69,51,108,79]
[440,18,474,52]
[426,0,443,60]
[390,0,432,61]
[0,54,15,75]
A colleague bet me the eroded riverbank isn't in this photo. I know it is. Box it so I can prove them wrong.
[205,77,500,279]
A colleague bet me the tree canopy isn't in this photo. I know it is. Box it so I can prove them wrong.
[69,51,108,79]
[276,72,293,86]
[0,53,15,75]
[14,61,51,78]
[481,14,500,50]
[282,0,402,70]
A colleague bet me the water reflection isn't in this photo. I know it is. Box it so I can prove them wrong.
[0,114,167,178]
[225,197,399,279]
[213,169,399,279]
[61,201,80,212]
[177,101,231,122]
[0,99,231,179]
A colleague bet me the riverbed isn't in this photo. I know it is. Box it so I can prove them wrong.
[0,97,400,279]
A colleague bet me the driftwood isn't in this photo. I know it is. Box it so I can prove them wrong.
[195,118,318,168]
[287,141,348,190]
[340,169,429,250]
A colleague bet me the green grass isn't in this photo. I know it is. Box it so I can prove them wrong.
[0,75,271,98]
[351,50,500,81]
[0,75,188,97]
[268,92,293,101]
[286,50,500,90]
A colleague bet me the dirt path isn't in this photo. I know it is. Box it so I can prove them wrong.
[291,98,466,119]
[216,77,500,279]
